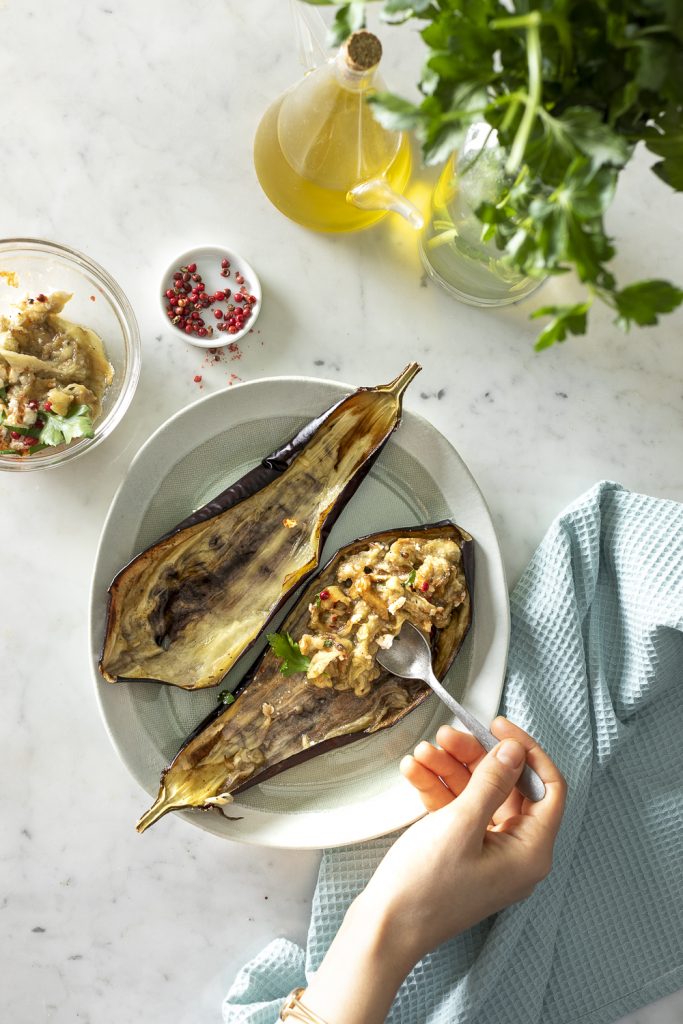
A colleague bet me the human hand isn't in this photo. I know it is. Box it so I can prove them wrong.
[300,719,565,1024]
[356,717,566,972]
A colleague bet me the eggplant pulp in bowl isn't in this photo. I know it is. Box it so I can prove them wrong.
[0,238,140,471]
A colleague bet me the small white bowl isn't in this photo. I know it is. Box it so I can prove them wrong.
[159,244,262,349]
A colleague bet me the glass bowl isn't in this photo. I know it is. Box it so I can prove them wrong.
[0,238,141,472]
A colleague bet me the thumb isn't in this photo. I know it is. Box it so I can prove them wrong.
[456,739,526,833]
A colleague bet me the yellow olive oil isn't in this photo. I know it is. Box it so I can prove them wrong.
[253,33,412,233]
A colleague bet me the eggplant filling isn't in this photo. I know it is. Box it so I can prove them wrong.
[299,537,467,696]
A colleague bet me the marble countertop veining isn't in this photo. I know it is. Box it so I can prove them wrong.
[1,1,681,1022]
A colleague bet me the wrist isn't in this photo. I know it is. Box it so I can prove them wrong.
[301,893,416,1024]
[346,890,421,979]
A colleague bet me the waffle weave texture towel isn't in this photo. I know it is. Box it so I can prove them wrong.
[223,482,683,1024]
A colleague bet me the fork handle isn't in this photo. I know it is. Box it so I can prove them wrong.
[427,671,546,803]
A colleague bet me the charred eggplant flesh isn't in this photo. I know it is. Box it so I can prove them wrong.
[100,365,420,690]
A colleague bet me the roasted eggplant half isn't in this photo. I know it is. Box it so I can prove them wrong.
[136,521,473,833]
[100,364,420,690]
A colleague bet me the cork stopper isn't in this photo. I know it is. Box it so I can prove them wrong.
[343,31,382,72]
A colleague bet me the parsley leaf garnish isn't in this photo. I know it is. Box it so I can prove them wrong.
[266,632,311,676]
[218,690,236,706]
[403,569,417,588]
[39,404,94,447]
[3,421,40,437]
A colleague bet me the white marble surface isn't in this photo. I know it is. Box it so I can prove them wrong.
[1,1,681,1022]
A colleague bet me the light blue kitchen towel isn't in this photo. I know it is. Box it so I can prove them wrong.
[223,482,683,1024]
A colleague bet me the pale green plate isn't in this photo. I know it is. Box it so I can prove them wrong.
[89,376,509,848]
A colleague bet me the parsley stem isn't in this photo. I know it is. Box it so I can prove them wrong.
[500,96,522,134]
[490,13,544,175]
[490,11,542,31]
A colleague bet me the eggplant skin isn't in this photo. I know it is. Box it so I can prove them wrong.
[136,521,473,833]
[99,364,420,690]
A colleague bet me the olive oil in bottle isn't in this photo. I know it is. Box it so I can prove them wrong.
[253,31,417,233]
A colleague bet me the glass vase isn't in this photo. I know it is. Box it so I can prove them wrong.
[419,123,543,307]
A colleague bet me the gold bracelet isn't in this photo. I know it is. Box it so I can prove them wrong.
[280,987,331,1024]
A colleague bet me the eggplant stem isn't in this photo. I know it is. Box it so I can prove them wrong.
[136,791,178,833]
[380,362,421,399]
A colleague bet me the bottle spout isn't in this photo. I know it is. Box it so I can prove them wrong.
[347,178,425,230]
[290,0,329,72]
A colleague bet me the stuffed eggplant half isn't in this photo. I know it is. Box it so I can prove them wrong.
[137,521,473,833]
[100,364,420,690]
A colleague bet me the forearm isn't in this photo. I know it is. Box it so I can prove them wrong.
[300,893,416,1024]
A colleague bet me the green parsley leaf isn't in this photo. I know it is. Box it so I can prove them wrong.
[323,639,334,648]
[644,114,683,192]
[39,404,94,448]
[403,569,417,588]
[367,92,424,132]
[38,415,67,447]
[614,280,683,330]
[531,302,591,351]
[328,1,366,47]
[382,0,432,19]
[218,690,236,706]
[558,109,630,173]
[266,632,311,676]
[2,419,40,437]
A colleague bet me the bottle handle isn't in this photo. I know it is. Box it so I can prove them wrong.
[346,177,425,230]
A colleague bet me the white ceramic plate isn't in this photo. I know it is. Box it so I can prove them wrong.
[89,376,509,849]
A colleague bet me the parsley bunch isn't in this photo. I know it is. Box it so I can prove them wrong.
[304,0,683,348]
